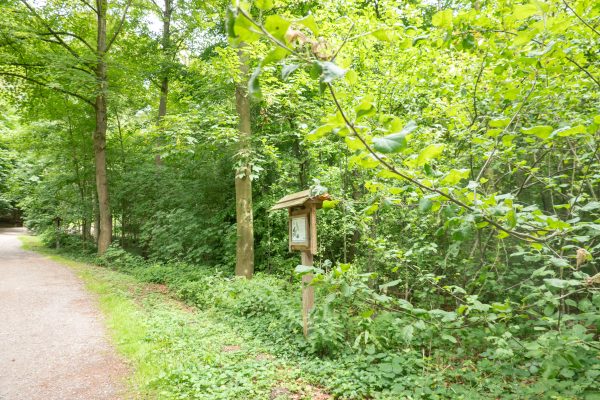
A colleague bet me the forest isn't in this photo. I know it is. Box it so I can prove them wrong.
[0,0,599,398]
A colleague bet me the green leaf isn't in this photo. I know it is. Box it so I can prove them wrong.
[512,4,539,19]
[350,153,380,169]
[379,279,402,290]
[543,278,582,288]
[372,121,416,153]
[531,266,554,278]
[295,265,315,274]
[373,133,407,153]
[415,144,444,166]
[319,61,346,83]
[345,136,365,151]
[530,242,543,250]
[248,66,262,100]
[413,320,426,330]
[322,200,339,209]
[432,10,453,29]
[297,14,319,35]
[281,64,300,81]
[264,15,290,41]
[429,309,457,322]
[502,134,516,147]
[580,201,600,212]
[234,13,262,42]
[419,197,433,212]
[412,35,428,46]
[400,325,414,342]
[262,47,290,66]
[355,97,376,120]
[365,203,379,215]
[307,124,335,140]
[513,28,539,46]
[345,69,358,84]
[309,61,323,79]
[489,118,511,128]
[555,125,586,137]
[486,128,502,137]
[255,0,273,10]
[441,334,457,343]
[372,28,397,42]
[522,125,553,139]
[226,7,237,38]
[441,169,470,185]
[497,230,510,239]
[506,209,517,228]
[461,33,475,49]
[549,257,569,268]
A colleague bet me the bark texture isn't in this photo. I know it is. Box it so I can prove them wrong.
[94,0,112,254]
[155,0,172,166]
[234,49,254,278]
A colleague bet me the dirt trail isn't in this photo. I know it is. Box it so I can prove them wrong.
[0,228,128,400]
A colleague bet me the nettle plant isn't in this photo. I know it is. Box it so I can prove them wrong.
[226,0,600,379]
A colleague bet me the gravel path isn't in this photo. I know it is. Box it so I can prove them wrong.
[0,227,128,400]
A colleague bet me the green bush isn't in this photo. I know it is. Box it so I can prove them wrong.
[90,245,600,399]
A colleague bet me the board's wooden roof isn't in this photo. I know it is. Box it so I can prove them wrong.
[270,190,330,211]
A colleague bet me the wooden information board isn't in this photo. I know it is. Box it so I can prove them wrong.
[270,190,330,337]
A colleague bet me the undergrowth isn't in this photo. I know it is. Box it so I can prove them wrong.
[23,237,600,399]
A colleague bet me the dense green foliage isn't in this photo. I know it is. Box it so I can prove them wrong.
[2,0,600,398]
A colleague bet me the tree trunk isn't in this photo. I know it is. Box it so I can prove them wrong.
[66,113,88,245]
[158,0,171,120]
[82,218,90,243]
[55,217,61,249]
[94,0,112,254]
[155,0,172,166]
[116,112,128,247]
[158,78,168,117]
[234,49,254,278]
[93,190,100,242]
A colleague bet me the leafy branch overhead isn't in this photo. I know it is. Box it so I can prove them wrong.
[229,4,583,250]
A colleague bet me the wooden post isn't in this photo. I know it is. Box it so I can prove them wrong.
[269,190,330,339]
[301,250,314,338]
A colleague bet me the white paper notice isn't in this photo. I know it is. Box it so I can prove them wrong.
[291,216,308,244]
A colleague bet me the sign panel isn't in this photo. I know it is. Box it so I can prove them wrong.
[291,215,308,244]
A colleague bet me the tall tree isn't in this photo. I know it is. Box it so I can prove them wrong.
[151,0,173,166]
[0,0,131,253]
[234,49,254,278]
[94,0,112,253]
[156,0,173,121]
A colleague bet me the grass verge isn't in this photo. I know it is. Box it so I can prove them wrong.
[19,235,329,400]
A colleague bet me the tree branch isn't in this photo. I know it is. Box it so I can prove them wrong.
[34,31,94,52]
[562,0,600,37]
[0,71,94,106]
[19,0,82,61]
[148,0,164,18]
[474,73,538,183]
[78,0,98,14]
[481,29,600,89]
[330,20,355,62]
[326,83,544,243]
[106,0,133,52]
[565,56,600,89]
[233,9,556,245]
[236,6,299,57]
[469,54,487,128]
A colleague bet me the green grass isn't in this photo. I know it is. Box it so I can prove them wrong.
[19,235,327,400]
[21,236,159,397]
[20,236,600,400]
